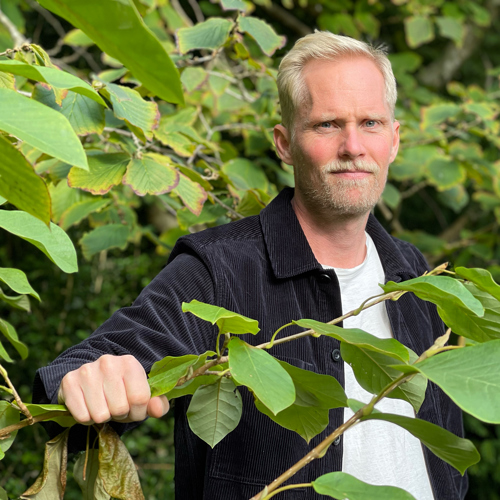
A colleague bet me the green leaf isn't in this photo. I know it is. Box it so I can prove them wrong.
[0,60,105,106]
[437,185,469,213]
[0,211,78,273]
[228,337,295,415]
[0,291,31,312]
[0,135,51,225]
[463,102,497,121]
[313,472,416,500]
[421,103,461,129]
[98,424,145,499]
[172,172,208,216]
[187,377,242,448]
[293,319,409,363]
[0,340,13,363]
[80,224,130,260]
[222,158,269,191]
[220,0,247,11]
[341,344,427,412]
[59,198,111,231]
[21,428,70,499]
[0,401,20,459]
[238,16,286,57]
[0,318,28,359]
[123,154,179,196]
[148,354,199,397]
[63,29,95,47]
[381,276,484,318]
[74,450,110,500]
[37,0,183,105]
[382,183,401,209]
[411,340,500,423]
[176,201,227,230]
[405,15,434,48]
[182,300,260,335]
[176,18,234,54]
[0,88,88,170]
[235,189,266,217]
[24,404,76,428]
[435,17,465,45]
[0,486,7,499]
[426,158,465,191]
[32,85,105,136]
[49,179,83,223]
[0,268,39,300]
[0,71,16,90]
[181,67,207,92]
[361,412,479,475]
[68,153,130,195]
[166,372,222,400]
[456,267,500,301]
[100,83,159,141]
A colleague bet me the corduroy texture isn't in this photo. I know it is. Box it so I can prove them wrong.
[34,187,466,499]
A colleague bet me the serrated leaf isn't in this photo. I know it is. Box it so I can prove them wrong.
[98,425,144,499]
[313,472,416,500]
[20,428,69,499]
[176,18,234,54]
[426,158,465,191]
[80,224,130,260]
[228,337,295,415]
[0,88,88,170]
[0,318,28,359]
[456,267,500,301]
[187,377,242,447]
[435,16,465,45]
[222,158,269,191]
[463,102,498,121]
[37,0,183,105]
[220,0,247,11]
[68,153,130,195]
[0,268,40,300]
[0,211,78,273]
[293,319,409,363]
[74,450,110,500]
[32,85,105,136]
[24,404,76,428]
[411,340,500,423]
[361,412,479,474]
[100,84,159,141]
[63,29,94,47]
[405,15,434,48]
[182,300,259,335]
[172,172,207,216]
[421,103,461,129]
[0,401,20,459]
[238,16,286,56]
[181,67,207,92]
[176,201,227,230]
[0,60,105,106]
[123,154,179,196]
[59,198,111,230]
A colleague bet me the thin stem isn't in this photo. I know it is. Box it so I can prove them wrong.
[262,483,312,500]
[83,426,91,481]
[0,365,33,424]
[0,410,71,439]
[265,322,294,349]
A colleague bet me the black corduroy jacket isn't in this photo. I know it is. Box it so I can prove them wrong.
[34,187,467,499]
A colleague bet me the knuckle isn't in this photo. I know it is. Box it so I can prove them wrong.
[111,404,130,418]
[129,391,150,408]
[98,354,116,371]
[91,410,111,424]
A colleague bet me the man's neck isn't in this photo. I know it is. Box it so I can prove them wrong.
[291,196,370,269]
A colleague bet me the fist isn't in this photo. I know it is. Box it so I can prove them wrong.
[58,354,170,425]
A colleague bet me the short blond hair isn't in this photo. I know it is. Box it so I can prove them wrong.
[277,31,397,130]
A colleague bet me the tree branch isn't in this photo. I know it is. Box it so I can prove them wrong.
[0,8,26,48]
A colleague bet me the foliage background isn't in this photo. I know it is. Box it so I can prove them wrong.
[0,0,499,498]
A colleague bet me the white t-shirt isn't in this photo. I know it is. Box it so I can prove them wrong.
[323,233,434,500]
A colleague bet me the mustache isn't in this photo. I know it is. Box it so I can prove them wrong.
[321,160,380,174]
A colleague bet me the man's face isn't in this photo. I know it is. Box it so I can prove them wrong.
[275,56,400,217]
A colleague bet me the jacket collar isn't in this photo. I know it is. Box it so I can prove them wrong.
[260,187,420,282]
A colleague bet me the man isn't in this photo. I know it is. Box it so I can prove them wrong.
[34,32,466,499]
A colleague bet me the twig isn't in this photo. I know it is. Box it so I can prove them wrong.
[211,194,245,219]
[0,8,26,47]
[0,410,71,439]
[27,0,66,38]
[0,365,33,424]
[187,0,204,23]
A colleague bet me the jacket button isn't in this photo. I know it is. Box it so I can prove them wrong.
[333,436,341,446]
[318,273,331,284]
[331,349,341,362]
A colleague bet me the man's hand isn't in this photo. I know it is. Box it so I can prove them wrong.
[58,354,170,425]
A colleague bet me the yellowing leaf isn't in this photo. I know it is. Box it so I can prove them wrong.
[405,15,434,48]
[172,172,207,215]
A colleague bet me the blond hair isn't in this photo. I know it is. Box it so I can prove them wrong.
[277,31,397,130]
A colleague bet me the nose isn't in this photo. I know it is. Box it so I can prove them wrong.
[337,125,365,160]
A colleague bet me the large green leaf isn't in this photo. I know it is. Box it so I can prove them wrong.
[148,354,199,397]
[177,18,234,54]
[59,198,111,231]
[341,344,427,412]
[0,88,88,170]
[37,0,183,104]
[361,412,479,474]
[0,401,19,460]
[221,158,269,191]
[0,268,40,300]
[172,172,208,216]
[426,158,465,191]
[313,472,416,500]
[80,224,130,260]
[25,404,76,428]
[456,267,500,301]
[238,16,286,56]
[182,300,260,335]
[68,153,130,195]
[421,103,461,129]
[228,337,295,415]
[0,211,78,273]
[0,135,51,225]
[411,340,500,423]
[381,275,484,317]
[123,154,179,196]
[187,377,242,448]
[0,60,105,105]
[74,450,110,500]
[435,16,465,45]
[293,319,409,363]
[0,318,28,360]
[20,428,70,499]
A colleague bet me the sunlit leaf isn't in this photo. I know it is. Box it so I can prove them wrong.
[172,172,207,216]
[405,15,434,48]
[426,158,465,191]
[24,404,76,428]
[421,103,461,129]
[435,16,465,45]
[181,67,207,92]
[0,318,28,359]
[63,29,94,47]
[0,268,39,300]
[222,158,269,191]
[59,199,111,230]
[238,16,286,56]
[176,18,234,54]
[456,267,500,301]
[0,290,31,312]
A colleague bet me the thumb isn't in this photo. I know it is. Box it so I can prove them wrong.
[147,395,170,418]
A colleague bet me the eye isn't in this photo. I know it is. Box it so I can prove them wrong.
[365,120,378,128]
[319,122,332,128]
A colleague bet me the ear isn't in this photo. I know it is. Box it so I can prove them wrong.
[273,124,293,165]
[389,120,400,164]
